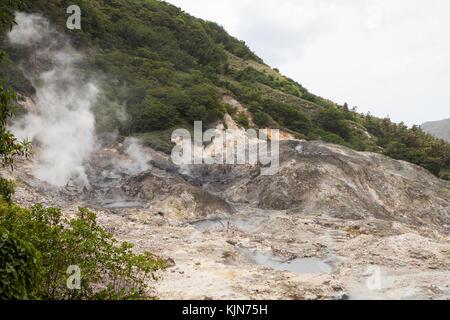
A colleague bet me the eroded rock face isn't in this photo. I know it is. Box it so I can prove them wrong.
[121,171,235,220]
[202,140,450,230]
[143,139,449,229]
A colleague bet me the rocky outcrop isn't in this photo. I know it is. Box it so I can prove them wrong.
[116,138,449,231]
[192,140,450,230]
[122,171,235,220]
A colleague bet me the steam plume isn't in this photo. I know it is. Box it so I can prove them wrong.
[8,13,97,187]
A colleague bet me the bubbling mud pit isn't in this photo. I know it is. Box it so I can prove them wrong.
[191,216,335,275]
[239,249,335,275]
[102,200,147,209]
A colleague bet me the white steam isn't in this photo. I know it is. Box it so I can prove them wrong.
[118,137,152,175]
[8,13,154,188]
[8,13,97,187]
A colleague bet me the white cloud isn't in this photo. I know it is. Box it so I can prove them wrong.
[168,0,450,126]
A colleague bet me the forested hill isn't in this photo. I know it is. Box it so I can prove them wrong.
[1,0,449,180]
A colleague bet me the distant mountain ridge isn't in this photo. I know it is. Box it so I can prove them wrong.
[421,118,450,143]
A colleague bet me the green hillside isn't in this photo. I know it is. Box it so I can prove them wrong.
[1,0,449,179]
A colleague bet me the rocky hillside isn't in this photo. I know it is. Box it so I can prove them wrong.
[422,118,450,143]
[0,0,449,179]
[2,130,449,299]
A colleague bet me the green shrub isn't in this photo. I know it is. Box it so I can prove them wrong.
[259,99,312,134]
[309,128,350,147]
[314,107,351,140]
[0,202,165,300]
[0,177,14,204]
[253,111,270,127]
[136,130,176,154]
[132,100,179,131]
[0,228,42,300]
[225,103,237,115]
[421,157,442,177]
[0,81,32,168]
[234,112,249,128]
[384,141,442,176]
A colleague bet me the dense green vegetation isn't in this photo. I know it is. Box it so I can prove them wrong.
[0,202,165,300]
[0,0,449,301]
[0,5,165,300]
[0,227,41,300]
[0,0,449,179]
[2,0,259,139]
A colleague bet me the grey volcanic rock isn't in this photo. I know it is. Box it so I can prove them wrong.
[218,141,449,229]
[119,140,449,230]
[122,171,235,219]
[2,139,449,300]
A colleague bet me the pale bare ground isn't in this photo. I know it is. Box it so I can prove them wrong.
[6,167,449,300]
[3,131,449,300]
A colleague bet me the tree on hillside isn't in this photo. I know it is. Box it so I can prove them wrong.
[314,107,351,140]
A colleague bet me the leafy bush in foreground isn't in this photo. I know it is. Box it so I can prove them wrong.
[0,228,41,300]
[0,177,15,205]
[0,202,165,300]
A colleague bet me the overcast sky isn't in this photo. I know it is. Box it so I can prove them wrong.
[167,0,450,126]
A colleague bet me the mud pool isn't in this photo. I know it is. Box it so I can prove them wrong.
[240,249,335,274]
